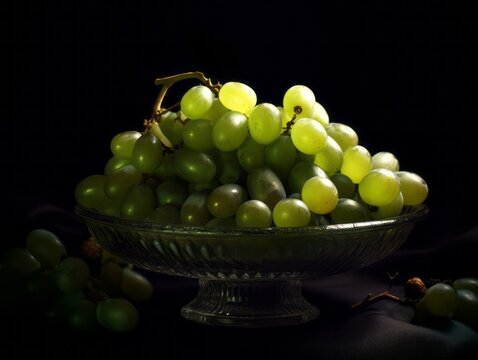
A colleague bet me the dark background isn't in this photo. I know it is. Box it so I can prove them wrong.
[2,0,478,358]
[4,0,477,245]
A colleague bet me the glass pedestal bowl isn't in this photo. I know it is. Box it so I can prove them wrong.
[75,204,429,328]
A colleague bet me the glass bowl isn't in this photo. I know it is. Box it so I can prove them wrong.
[75,204,429,327]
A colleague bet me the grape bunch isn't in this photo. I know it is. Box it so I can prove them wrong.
[75,71,429,228]
[0,228,153,332]
[409,277,478,330]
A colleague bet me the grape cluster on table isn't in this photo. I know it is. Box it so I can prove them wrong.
[0,228,153,332]
[74,74,429,227]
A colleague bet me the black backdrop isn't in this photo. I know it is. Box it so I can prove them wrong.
[2,0,478,357]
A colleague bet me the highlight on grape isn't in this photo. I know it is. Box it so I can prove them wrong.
[74,71,428,228]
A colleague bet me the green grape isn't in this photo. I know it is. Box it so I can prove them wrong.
[64,298,98,332]
[97,298,139,332]
[104,156,131,175]
[214,150,244,184]
[181,119,214,151]
[158,111,184,145]
[212,111,248,151]
[248,103,282,145]
[75,174,109,209]
[422,282,457,318]
[372,151,400,171]
[329,173,355,199]
[358,169,401,206]
[287,161,327,194]
[369,192,404,220]
[181,190,212,226]
[188,179,220,194]
[146,205,181,224]
[202,97,229,122]
[301,176,338,214]
[313,136,343,175]
[395,171,429,206]
[155,180,188,208]
[1,248,41,274]
[326,123,358,151]
[110,130,141,159]
[120,183,155,220]
[329,198,371,224]
[131,132,163,174]
[153,153,177,180]
[174,148,216,184]
[246,167,287,211]
[180,85,215,119]
[235,200,272,228]
[55,257,90,293]
[308,101,329,128]
[283,85,315,119]
[265,135,297,181]
[99,260,124,292]
[26,228,66,268]
[218,81,257,115]
[121,267,153,302]
[452,289,478,330]
[453,277,478,295]
[290,118,327,155]
[272,198,311,228]
[104,164,143,199]
[237,138,266,172]
[206,216,236,227]
[207,184,248,218]
[340,145,372,184]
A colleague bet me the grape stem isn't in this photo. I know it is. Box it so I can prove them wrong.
[350,290,411,312]
[282,114,297,135]
[144,71,221,150]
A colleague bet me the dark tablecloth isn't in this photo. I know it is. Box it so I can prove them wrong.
[1,199,478,360]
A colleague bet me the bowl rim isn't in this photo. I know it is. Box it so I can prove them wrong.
[74,203,429,237]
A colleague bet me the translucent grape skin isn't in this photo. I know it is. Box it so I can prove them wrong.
[283,85,315,119]
[329,173,355,199]
[272,198,311,228]
[120,183,155,220]
[340,145,372,184]
[181,119,214,151]
[181,190,212,226]
[369,192,404,220]
[121,267,153,303]
[235,200,272,228]
[131,132,164,174]
[246,167,287,211]
[358,168,401,206]
[265,135,297,181]
[301,176,339,214]
[290,118,328,155]
[422,282,457,318]
[287,161,327,194]
[236,138,266,172]
[395,171,429,206]
[75,174,109,209]
[372,151,400,171]
[26,229,66,268]
[96,298,139,332]
[174,148,216,184]
[329,198,371,224]
[207,183,248,218]
[110,130,141,159]
[104,165,143,199]
[313,136,343,175]
[180,85,215,120]
[326,123,359,151]
[248,103,282,145]
[212,111,249,152]
[218,81,257,115]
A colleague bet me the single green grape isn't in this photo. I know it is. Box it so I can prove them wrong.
[372,151,400,171]
[121,267,153,303]
[97,298,139,332]
[287,161,327,194]
[26,228,66,268]
[422,282,457,318]
[180,85,215,120]
[155,180,189,208]
[453,277,478,295]
[218,81,257,115]
[301,176,338,214]
[290,118,327,155]
[158,111,184,145]
[207,183,248,218]
[340,145,372,184]
[104,164,143,199]
[237,138,266,172]
[104,156,131,175]
[174,148,216,184]
[395,171,429,206]
[181,119,214,151]
[246,167,287,211]
[202,97,229,122]
[265,135,297,181]
[358,168,401,206]
[329,173,355,199]
[329,198,371,224]
[326,123,358,151]
[283,85,315,119]
[308,101,329,128]
[248,103,282,145]
[75,174,109,209]
[110,130,141,159]
[235,200,272,228]
[369,192,404,220]
[313,136,343,175]
[212,111,248,151]
[452,289,478,330]
[272,198,311,228]
[120,183,155,220]
[131,132,163,174]
[180,190,212,226]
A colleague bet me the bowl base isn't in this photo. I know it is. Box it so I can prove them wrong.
[180,279,320,327]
